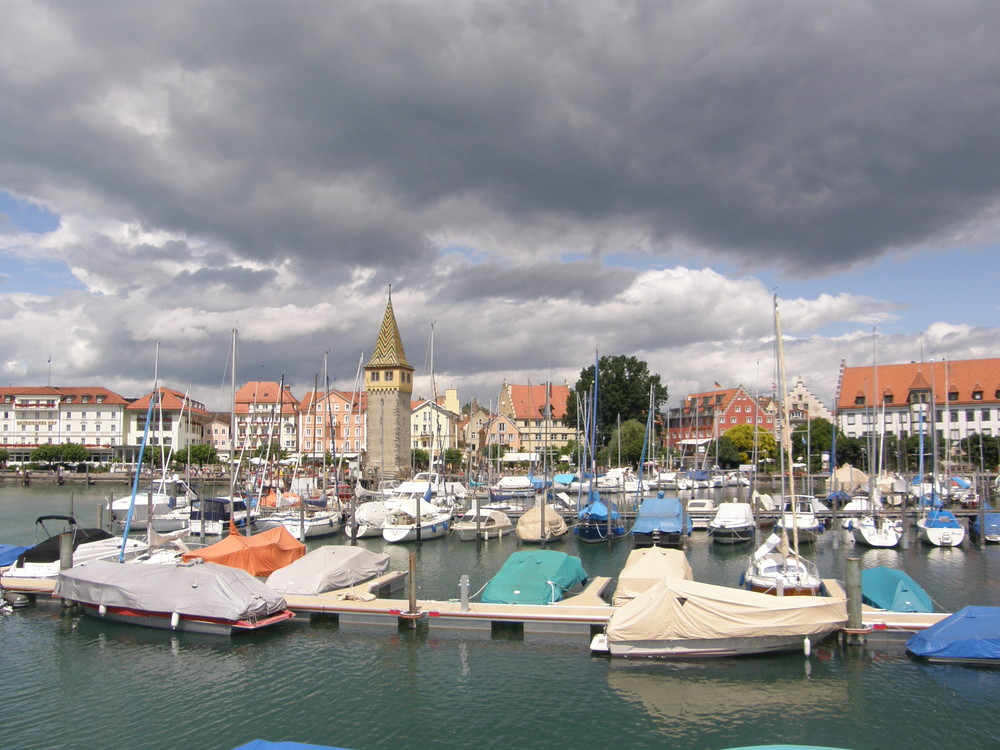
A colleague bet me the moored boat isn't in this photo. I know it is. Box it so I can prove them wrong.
[54,560,295,635]
[906,606,1000,665]
[742,532,823,596]
[265,545,390,596]
[481,550,587,605]
[611,547,693,607]
[632,495,690,548]
[515,504,569,543]
[451,508,514,541]
[916,508,966,547]
[707,502,756,545]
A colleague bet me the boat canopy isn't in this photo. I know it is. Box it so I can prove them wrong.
[265,545,389,596]
[711,503,754,526]
[906,606,1000,662]
[481,550,587,605]
[54,560,288,623]
[515,504,568,540]
[606,577,847,644]
[613,547,693,607]
[860,566,933,613]
[633,496,687,535]
[182,526,305,577]
[578,493,620,521]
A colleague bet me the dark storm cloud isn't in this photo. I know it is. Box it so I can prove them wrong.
[3,1,998,281]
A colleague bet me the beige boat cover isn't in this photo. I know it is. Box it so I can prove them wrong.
[606,577,846,643]
[612,548,693,606]
[831,463,869,493]
[516,504,568,541]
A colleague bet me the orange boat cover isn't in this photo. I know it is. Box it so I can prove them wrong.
[182,526,306,577]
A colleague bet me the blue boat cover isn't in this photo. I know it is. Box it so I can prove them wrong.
[632,496,688,535]
[922,509,962,528]
[972,512,1000,536]
[907,606,1000,662]
[861,566,933,613]
[481,550,588,605]
[578,492,620,521]
[0,544,31,567]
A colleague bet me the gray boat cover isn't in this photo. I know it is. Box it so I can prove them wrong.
[606,577,846,644]
[54,560,288,622]
[612,547,693,606]
[265,545,390,595]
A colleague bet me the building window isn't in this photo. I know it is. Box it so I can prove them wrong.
[982,410,990,421]
[884,395,894,405]
[973,391,983,400]
[948,391,958,402]
[370,372,379,382]
[385,372,394,381]
[854,396,865,405]
[847,415,855,425]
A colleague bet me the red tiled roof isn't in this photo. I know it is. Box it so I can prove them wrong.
[127,387,208,414]
[506,383,569,419]
[837,358,1000,409]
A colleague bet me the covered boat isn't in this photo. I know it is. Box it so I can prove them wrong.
[481,550,587,605]
[595,577,846,658]
[451,508,514,541]
[971,511,1000,544]
[54,560,294,634]
[612,547,693,607]
[574,492,627,543]
[708,503,756,544]
[265,545,390,596]
[181,526,305,577]
[906,606,1000,664]
[632,495,690,548]
[861,566,933,613]
[345,501,389,538]
[916,508,966,547]
[515,504,569,543]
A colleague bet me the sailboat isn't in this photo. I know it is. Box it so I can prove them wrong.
[574,352,628,543]
[743,298,823,596]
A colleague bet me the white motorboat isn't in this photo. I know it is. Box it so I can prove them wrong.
[381,498,452,543]
[685,497,717,531]
[707,503,756,545]
[451,509,514,541]
[775,496,822,545]
[107,475,198,529]
[257,510,342,541]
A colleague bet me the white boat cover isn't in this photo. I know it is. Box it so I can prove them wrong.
[54,560,288,622]
[516,504,568,541]
[606,577,846,643]
[354,501,388,526]
[265,545,390,595]
[456,509,512,526]
[710,503,754,527]
[613,548,693,607]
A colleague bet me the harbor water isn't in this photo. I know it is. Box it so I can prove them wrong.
[3,483,1000,750]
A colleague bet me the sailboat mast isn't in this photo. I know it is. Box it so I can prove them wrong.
[774,297,799,555]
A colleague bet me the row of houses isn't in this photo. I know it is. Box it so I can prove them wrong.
[3,358,999,468]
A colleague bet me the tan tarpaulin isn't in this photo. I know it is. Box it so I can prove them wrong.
[606,577,846,643]
[182,526,305,577]
[515,504,568,541]
[612,548,693,606]
[831,463,868,493]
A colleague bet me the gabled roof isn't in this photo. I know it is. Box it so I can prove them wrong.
[299,389,365,411]
[0,386,129,405]
[366,296,412,370]
[127,387,208,414]
[233,382,299,415]
[505,383,569,420]
[837,358,1000,410]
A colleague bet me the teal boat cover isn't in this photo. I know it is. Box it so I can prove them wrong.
[861,566,933,613]
[481,550,587,605]
[907,606,1000,662]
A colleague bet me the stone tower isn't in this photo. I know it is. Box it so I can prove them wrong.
[364,293,414,478]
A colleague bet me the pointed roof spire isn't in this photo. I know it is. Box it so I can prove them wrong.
[367,295,411,369]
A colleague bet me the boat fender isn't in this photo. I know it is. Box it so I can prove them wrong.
[804,637,811,657]
[738,572,745,587]
[99,604,107,617]
[170,612,180,630]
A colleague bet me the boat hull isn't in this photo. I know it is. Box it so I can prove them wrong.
[597,630,838,659]
[382,519,450,543]
[452,524,513,541]
[708,525,755,544]
[852,518,902,548]
[575,522,627,544]
[78,602,295,635]
[632,531,685,548]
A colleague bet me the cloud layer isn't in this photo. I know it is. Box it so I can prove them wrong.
[1,1,998,410]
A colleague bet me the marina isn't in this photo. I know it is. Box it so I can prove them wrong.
[4,483,1000,749]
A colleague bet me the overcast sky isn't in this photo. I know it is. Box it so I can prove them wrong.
[1,1,998,413]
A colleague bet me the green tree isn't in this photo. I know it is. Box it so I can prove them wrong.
[411,448,429,470]
[565,355,668,452]
[251,442,286,462]
[174,444,219,467]
[30,444,62,465]
[0,448,8,465]
[484,443,506,460]
[598,418,647,466]
[709,436,742,469]
[59,443,90,464]
[443,448,464,471]
[140,445,168,468]
[791,418,834,473]
[723,424,778,465]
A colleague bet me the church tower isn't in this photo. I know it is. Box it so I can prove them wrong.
[364,293,414,478]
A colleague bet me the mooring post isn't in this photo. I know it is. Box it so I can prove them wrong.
[459,574,470,612]
[844,556,865,645]
[59,533,74,608]
[407,551,417,625]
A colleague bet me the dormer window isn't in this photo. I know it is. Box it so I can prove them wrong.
[948,390,958,402]
[884,395,893,405]
[973,391,983,401]
[854,395,865,405]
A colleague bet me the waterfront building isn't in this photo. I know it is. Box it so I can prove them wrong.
[786,375,833,426]
[479,413,521,455]
[297,388,366,462]
[497,381,572,456]
[666,386,776,466]
[201,413,232,460]
[0,386,130,463]
[364,294,414,478]
[124,387,209,462]
[233,381,300,456]
[411,388,462,457]
[835,357,1000,445]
